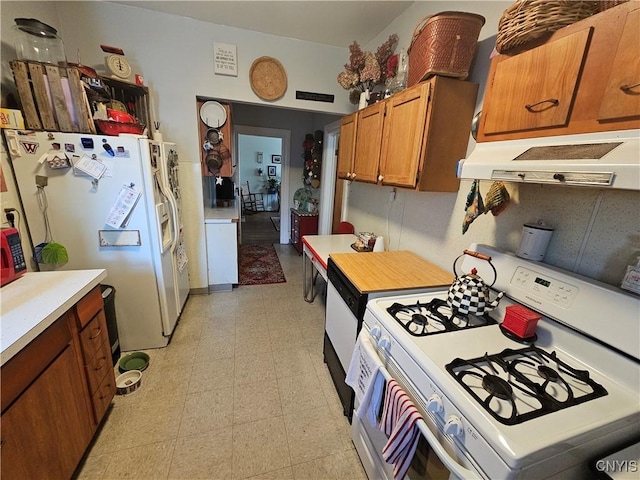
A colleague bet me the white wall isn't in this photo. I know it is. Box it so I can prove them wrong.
[0,0,346,289]
[2,1,638,288]
[343,1,640,286]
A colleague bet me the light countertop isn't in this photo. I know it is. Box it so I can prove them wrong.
[204,206,239,223]
[302,234,357,271]
[1,269,107,366]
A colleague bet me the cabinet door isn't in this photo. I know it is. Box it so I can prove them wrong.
[353,102,385,183]
[483,28,592,135]
[379,82,430,188]
[1,346,93,480]
[205,223,238,285]
[337,113,357,179]
[598,8,640,122]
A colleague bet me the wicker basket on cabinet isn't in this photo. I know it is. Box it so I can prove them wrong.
[495,0,598,53]
[407,11,485,86]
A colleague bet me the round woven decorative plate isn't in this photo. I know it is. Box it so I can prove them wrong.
[249,56,287,101]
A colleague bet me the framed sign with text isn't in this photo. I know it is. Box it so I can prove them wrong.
[213,43,238,77]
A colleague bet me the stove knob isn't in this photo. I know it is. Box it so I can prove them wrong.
[370,325,382,340]
[377,336,391,353]
[444,415,464,437]
[426,394,443,414]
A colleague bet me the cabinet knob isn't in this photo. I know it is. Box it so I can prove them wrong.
[94,357,107,371]
[351,173,356,179]
[378,174,383,182]
[89,327,102,340]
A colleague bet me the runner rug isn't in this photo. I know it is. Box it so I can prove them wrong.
[238,244,286,285]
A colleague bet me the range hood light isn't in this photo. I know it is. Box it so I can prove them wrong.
[490,170,615,186]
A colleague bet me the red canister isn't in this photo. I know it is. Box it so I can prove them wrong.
[502,305,541,338]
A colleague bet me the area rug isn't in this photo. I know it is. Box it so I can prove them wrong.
[270,216,281,232]
[238,244,286,285]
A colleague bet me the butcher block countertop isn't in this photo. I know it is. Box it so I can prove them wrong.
[329,250,453,293]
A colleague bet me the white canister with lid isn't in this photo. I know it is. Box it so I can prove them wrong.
[517,222,554,261]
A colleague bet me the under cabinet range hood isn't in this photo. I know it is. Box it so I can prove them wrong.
[457,130,640,190]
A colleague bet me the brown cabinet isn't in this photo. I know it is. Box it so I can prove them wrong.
[353,102,385,183]
[597,7,640,122]
[290,208,318,254]
[1,314,94,480]
[478,2,640,142]
[75,286,116,424]
[337,76,478,192]
[336,113,357,179]
[482,29,591,135]
[0,286,115,479]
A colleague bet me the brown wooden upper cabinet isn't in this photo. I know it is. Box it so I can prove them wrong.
[477,2,640,142]
[337,76,478,192]
[482,28,591,135]
[336,113,357,180]
[597,7,640,122]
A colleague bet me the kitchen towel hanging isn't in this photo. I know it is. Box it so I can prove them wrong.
[462,179,484,234]
[346,331,385,427]
[379,378,424,480]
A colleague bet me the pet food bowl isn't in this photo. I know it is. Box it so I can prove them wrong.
[118,351,150,373]
[115,370,142,395]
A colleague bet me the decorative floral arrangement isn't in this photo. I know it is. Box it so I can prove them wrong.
[337,34,399,104]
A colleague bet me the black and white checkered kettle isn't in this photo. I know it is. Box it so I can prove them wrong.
[447,250,504,316]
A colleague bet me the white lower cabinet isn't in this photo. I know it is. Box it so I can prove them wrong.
[205,222,238,290]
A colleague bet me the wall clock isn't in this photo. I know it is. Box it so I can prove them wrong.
[105,54,132,79]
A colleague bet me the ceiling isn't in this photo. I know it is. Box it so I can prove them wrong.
[109,1,414,47]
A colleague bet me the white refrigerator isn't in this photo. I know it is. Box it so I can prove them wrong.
[3,129,189,352]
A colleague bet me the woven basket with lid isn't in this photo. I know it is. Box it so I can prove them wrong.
[496,1,598,53]
[407,11,485,87]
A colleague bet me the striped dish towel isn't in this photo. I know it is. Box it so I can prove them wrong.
[379,379,424,480]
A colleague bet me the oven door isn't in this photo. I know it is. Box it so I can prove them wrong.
[351,332,488,480]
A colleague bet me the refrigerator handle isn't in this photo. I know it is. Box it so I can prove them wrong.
[166,191,180,253]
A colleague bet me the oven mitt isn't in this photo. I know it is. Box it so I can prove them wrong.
[462,180,484,234]
[484,181,510,216]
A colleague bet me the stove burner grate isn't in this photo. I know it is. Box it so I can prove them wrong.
[386,298,497,337]
[446,345,608,425]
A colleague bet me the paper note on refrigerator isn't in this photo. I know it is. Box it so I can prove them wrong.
[74,154,108,179]
[105,184,141,228]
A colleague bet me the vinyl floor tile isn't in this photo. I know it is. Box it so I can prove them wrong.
[76,246,365,479]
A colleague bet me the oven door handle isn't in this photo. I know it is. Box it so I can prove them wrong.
[377,361,482,480]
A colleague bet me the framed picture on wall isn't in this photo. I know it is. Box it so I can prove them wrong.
[272,155,281,164]
[267,165,277,177]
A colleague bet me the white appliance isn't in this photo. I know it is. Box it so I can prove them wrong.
[159,143,189,312]
[4,129,189,352]
[457,129,640,190]
[353,244,639,479]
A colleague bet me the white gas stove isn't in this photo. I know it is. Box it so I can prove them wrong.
[354,244,639,480]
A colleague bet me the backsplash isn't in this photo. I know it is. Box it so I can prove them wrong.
[345,180,640,287]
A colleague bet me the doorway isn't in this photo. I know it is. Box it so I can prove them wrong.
[234,125,291,245]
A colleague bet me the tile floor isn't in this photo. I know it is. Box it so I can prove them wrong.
[76,244,367,480]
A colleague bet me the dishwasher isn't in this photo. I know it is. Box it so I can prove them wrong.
[324,256,446,422]
[324,257,370,421]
